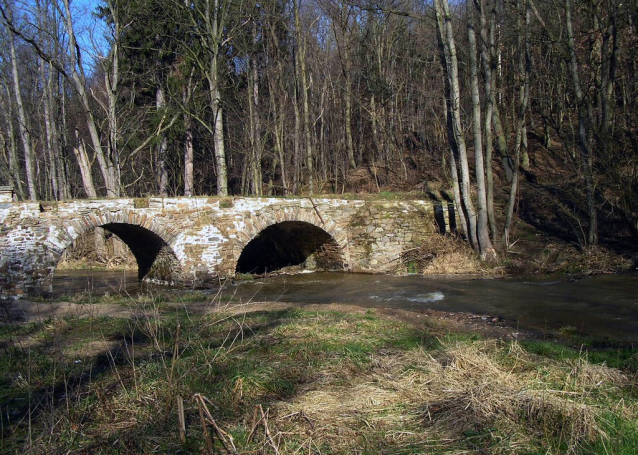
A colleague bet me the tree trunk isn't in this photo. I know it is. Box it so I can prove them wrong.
[41,59,58,200]
[72,129,98,199]
[477,0,499,246]
[105,6,121,196]
[487,0,512,183]
[7,17,37,200]
[248,32,262,196]
[266,21,289,194]
[468,4,496,259]
[156,87,169,197]
[295,0,313,194]
[435,0,478,248]
[268,71,288,194]
[1,80,25,199]
[205,0,228,196]
[293,72,302,194]
[565,0,597,245]
[183,81,194,197]
[61,0,119,197]
[503,0,531,246]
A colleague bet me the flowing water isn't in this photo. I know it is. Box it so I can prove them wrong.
[53,270,638,341]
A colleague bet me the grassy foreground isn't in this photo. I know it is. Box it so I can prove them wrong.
[1,296,637,454]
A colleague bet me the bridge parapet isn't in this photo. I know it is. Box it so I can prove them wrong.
[0,197,452,299]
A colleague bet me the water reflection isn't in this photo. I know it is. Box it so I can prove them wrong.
[53,270,638,341]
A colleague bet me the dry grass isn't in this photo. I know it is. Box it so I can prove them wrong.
[402,227,632,278]
[265,339,635,454]
[423,251,484,275]
[1,304,636,454]
[419,341,630,453]
[399,233,490,276]
[529,243,632,275]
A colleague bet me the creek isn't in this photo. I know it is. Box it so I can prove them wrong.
[53,270,638,341]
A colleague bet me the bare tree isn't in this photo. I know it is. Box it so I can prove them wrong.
[3,5,37,200]
[435,0,478,248]
[468,2,496,258]
[294,0,314,194]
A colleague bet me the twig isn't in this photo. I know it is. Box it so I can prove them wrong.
[194,393,239,454]
[247,405,261,443]
[195,395,214,453]
[281,410,315,431]
[169,324,181,386]
[307,197,325,225]
[259,404,280,455]
[177,396,186,443]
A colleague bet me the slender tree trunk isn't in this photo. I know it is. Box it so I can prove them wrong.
[565,0,597,245]
[444,99,469,239]
[336,12,356,171]
[293,55,302,194]
[7,19,37,200]
[598,4,617,150]
[42,60,59,200]
[294,0,313,194]
[72,129,97,198]
[267,22,289,194]
[211,83,228,196]
[0,81,24,199]
[487,0,512,183]
[183,80,194,197]
[477,0,499,246]
[435,0,478,248]
[58,75,71,199]
[61,0,119,196]
[344,64,356,170]
[503,0,531,246]
[468,5,496,258]
[248,35,262,196]
[156,87,169,196]
[49,63,69,199]
[184,120,194,196]
[204,0,228,196]
[268,72,288,194]
[37,0,61,200]
[105,8,121,196]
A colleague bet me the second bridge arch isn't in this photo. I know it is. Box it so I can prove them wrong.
[235,221,346,274]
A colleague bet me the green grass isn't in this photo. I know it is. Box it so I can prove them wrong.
[1,299,637,454]
[522,339,638,370]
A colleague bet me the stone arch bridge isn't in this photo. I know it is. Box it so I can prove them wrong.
[0,194,452,299]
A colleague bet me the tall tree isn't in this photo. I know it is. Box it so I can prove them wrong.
[435,0,478,248]
[294,0,314,193]
[467,2,496,258]
[3,5,37,200]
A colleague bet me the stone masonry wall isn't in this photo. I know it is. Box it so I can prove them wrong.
[0,197,446,299]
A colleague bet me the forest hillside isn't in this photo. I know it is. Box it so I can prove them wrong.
[1,0,636,262]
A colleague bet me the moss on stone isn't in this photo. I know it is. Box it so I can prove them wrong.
[134,198,149,208]
[219,198,234,209]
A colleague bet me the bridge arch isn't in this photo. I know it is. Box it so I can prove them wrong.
[47,210,183,283]
[234,208,350,275]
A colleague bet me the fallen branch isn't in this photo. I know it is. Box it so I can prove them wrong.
[193,393,238,454]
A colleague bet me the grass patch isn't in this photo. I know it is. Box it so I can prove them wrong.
[523,339,638,371]
[0,302,636,454]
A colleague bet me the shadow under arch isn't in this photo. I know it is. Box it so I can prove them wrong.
[98,223,181,282]
[53,211,183,284]
[236,221,345,275]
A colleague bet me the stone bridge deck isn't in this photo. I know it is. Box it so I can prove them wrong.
[0,196,453,299]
